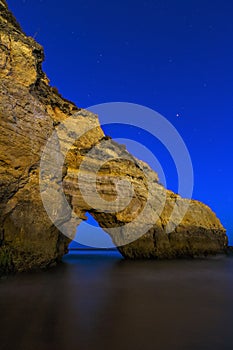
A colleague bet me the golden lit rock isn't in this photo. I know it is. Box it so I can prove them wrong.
[0,1,228,274]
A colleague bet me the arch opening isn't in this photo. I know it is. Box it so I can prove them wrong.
[68,212,119,253]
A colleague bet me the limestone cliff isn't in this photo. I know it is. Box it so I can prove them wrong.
[0,1,228,274]
[0,0,78,274]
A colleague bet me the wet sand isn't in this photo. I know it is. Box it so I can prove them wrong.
[1,250,233,350]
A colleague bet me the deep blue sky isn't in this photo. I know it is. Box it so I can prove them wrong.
[7,0,233,244]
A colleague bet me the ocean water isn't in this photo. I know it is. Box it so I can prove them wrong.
[1,250,233,350]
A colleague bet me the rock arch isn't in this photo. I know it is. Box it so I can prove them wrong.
[0,1,228,274]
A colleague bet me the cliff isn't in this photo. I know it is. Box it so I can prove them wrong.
[0,1,228,274]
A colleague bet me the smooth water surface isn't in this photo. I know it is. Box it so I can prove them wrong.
[1,251,233,350]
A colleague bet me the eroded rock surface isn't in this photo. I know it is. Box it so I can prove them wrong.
[0,1,228,274]
[0,0,78,273]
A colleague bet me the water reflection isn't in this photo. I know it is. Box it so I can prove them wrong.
[1,251,233,350]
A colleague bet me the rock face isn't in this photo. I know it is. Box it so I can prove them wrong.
[0,1,228,274]
[64,140,228,259]
[0,0,77,274]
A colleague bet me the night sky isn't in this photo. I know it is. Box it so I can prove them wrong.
[7,0,233,245]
